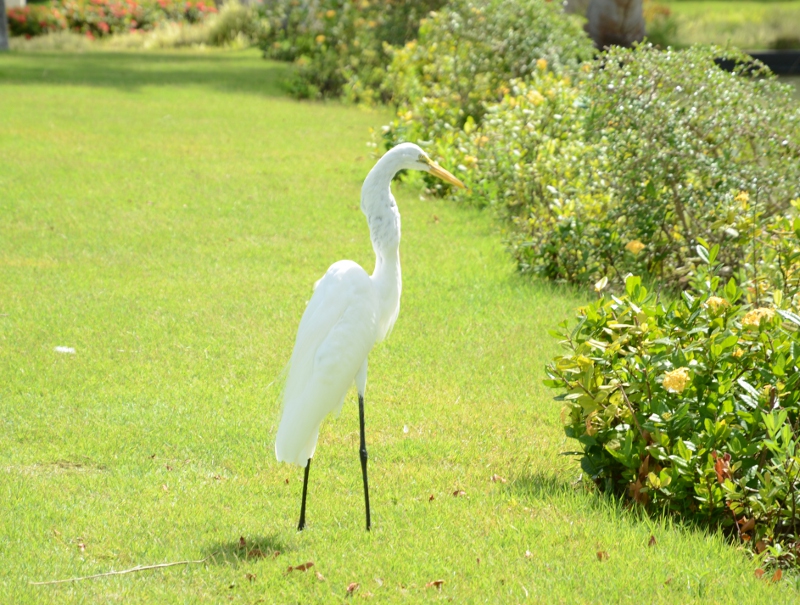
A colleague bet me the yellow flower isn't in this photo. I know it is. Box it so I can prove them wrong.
[625,240,646,255]
[526,90,544,105]
[735,191,750,203]
[325,9,336,18]
[463,155,478,168]
[742,307,775,329]
[315,34,326,44]
[536,58,548,71]
[705,296,728,314]
[732,347,744,358]
[662,367,690,394]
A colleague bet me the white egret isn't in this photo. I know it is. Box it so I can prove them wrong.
[275,143,465,531]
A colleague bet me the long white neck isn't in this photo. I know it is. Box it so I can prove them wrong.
[361,151,404,341]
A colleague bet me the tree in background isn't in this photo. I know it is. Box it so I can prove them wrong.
[1,0,9,51]
[586,0,644,48]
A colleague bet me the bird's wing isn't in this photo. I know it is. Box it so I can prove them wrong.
[275,260,378,466]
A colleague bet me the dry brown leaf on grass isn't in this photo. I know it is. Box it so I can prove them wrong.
[755,568,765,579]
[648,535,656,547]
[428,494,435,502]
[452,490,466,497]
[245,573,256,582]
[772,569,783,582]
[286,561,314,573]
[596,551,609,561]
[491,474,506,483]
[315,571,326,581]
[346,581,360,595]
[524,550,533,559]
[425,579,445,590]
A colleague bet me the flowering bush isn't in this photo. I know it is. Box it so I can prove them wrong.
[377,0,593,194]
[546,267,800,567]
[449,44,800,291]
[7,0,217,39]
[256,0,445,102]
[7,5,68,37]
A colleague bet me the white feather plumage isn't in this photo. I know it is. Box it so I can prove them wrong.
[274,143,464,470]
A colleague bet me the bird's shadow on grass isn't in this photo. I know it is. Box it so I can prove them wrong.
[204,533,289,567]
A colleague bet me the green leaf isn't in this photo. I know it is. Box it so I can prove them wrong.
[737,378,760,400]
[724,278,738,301]
[625,275,641,297]
[696,244,710,264]
[719,334,739,351]
[708,244,720,264]
[777,309,800,327]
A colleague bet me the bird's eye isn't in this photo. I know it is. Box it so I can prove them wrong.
[418,154,431,165]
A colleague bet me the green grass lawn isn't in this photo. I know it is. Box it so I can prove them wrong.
[662,1,800,49]
[1,48,797,603]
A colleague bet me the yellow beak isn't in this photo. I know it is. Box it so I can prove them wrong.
[427,160,466,189]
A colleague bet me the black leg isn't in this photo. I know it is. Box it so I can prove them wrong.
[358,394,371,531]
[297,457,311,531]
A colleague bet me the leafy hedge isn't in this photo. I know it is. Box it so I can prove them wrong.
[546,261,800,566]
[450,44,800,291]
[256,0,445,102]
[378,0,593,193]
[7,0,217,39]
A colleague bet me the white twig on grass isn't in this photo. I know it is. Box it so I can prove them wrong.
[30,554,216,586]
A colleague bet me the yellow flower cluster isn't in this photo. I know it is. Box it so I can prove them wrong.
[536,58,548,71]
[662,367,690,394]
[735,190,750,210]
[625,240,645,255]
[704,296,728,314]
[742,307,775,329]
[315,34,326,44]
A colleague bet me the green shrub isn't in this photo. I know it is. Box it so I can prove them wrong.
[378,0,592,190]
[257,0,445,102]
[456,44,800,290]
[205,0,265,47]
[545,264,800,567]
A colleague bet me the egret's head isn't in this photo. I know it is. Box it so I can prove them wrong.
[392,143,466,189]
